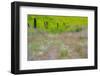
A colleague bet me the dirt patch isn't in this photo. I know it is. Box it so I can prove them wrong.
[28,29,88,61]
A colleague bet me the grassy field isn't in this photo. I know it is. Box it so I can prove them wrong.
[27,15,88,61]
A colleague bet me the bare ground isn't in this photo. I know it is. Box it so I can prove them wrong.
[28,29,88,61]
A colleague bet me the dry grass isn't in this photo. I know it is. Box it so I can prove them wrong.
[28,28,88,61]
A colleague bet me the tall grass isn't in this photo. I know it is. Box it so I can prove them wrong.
[28,15,88,33]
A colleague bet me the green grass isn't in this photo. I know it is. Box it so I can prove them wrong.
[28,15,88,33]
[59,49,68,59]
[28,15,88,60]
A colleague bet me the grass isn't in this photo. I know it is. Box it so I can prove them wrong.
[28,15,88,33]
[27,15,88,60]
[59,45,68,59]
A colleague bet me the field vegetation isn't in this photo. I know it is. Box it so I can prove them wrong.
[27,15,88,61]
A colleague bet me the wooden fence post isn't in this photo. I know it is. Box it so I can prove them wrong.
[34,18,37,29]
[28,23,30,28]
[57,23,59,29]
[44,21,48,29]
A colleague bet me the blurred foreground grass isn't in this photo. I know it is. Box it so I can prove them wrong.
[27,15,88,60]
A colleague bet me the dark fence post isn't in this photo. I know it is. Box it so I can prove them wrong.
[34,18,37,29]
[57,23,59,29]
[28,23,30,28]
[44,21,48,29]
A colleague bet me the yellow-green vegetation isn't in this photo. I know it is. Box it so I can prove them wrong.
[28,15,88,33]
